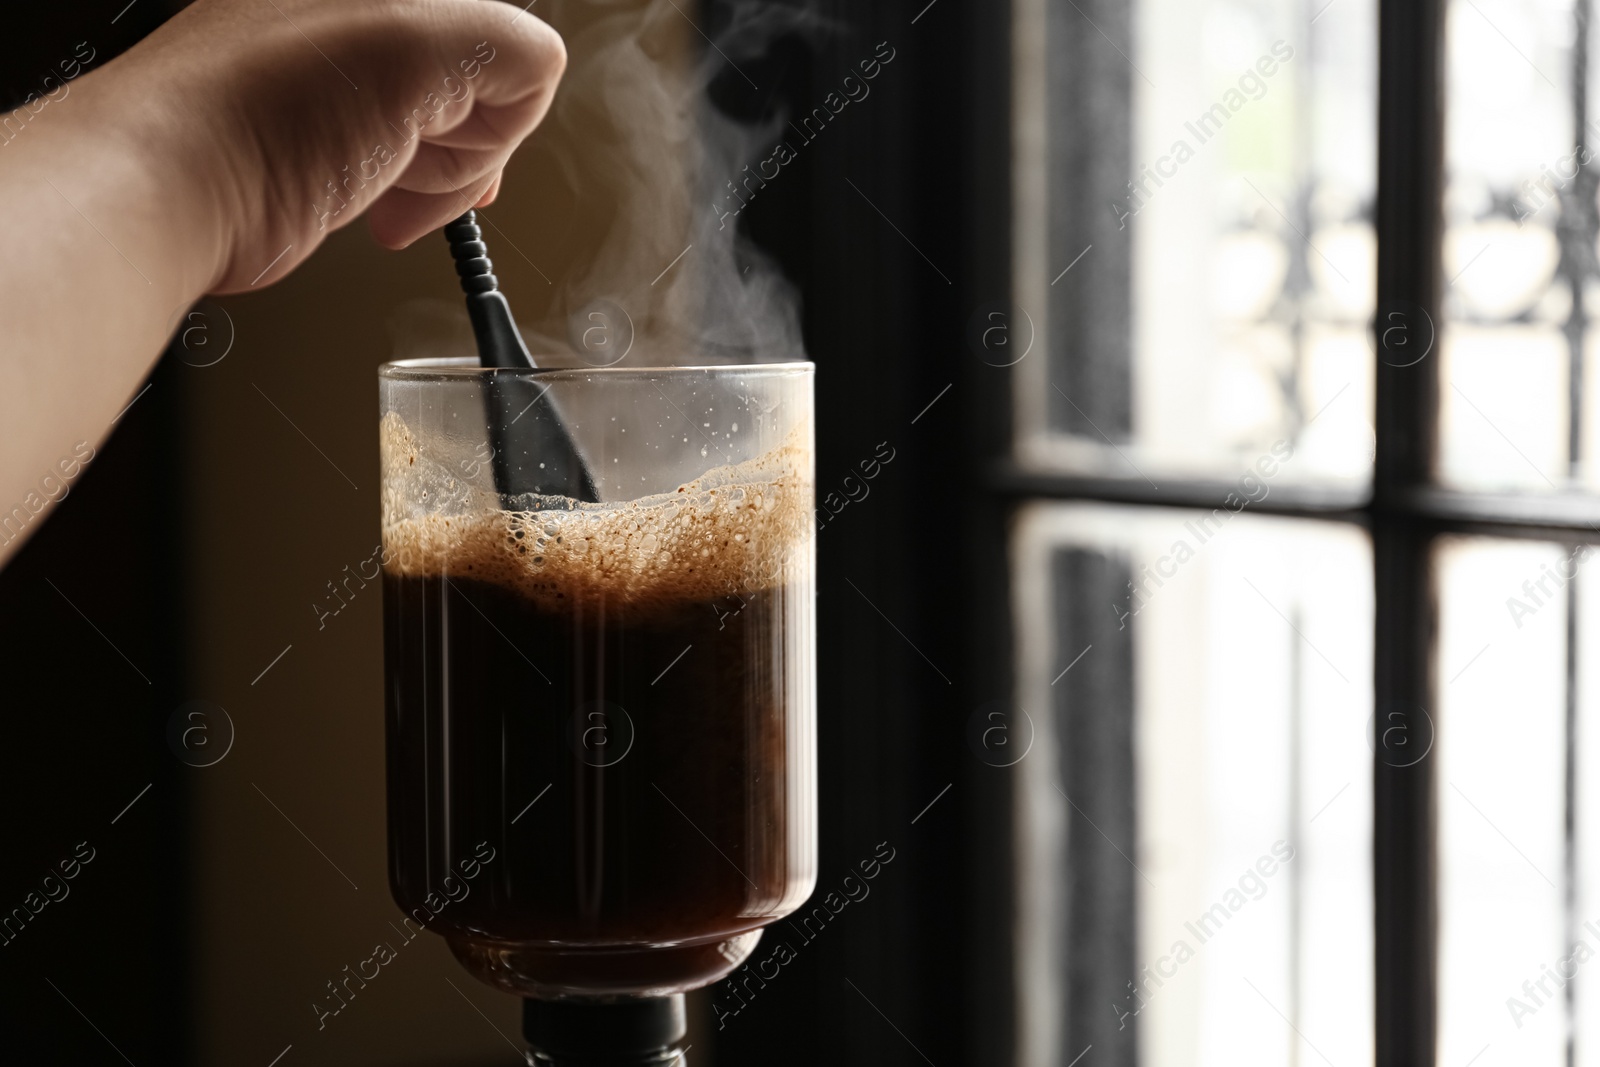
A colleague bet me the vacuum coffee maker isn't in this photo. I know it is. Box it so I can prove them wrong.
[378,278,817,1065]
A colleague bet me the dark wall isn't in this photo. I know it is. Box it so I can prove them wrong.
[707,0,1015,1063]
[0,367,190,1061]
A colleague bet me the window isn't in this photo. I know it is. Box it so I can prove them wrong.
[1012,506,1373,1063]
[998,0,1600,1064]
[1012,0,1376,490]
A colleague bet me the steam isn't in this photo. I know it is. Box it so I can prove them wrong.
[513,0,816,366]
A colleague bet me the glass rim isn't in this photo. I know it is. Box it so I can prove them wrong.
[379,356,815,381]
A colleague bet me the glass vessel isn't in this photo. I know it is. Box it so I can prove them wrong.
[378,357,816,999]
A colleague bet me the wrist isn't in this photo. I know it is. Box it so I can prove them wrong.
[62,59,240,298]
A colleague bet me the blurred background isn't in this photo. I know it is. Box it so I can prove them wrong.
[2,0,1598,1064]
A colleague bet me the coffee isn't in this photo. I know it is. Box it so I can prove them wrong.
[380,412,816,997]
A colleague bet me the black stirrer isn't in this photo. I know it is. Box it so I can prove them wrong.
[444,211,599,504]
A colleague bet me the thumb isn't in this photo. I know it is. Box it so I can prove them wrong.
[363,8,566,249]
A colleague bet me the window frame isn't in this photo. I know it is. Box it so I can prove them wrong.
[984,1,1600,1064]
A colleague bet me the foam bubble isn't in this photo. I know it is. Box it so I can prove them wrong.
[380,412,813,614]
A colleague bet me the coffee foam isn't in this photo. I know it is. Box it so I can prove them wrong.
[380,412,813,614]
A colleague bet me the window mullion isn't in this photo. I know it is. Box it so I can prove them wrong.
[1373,0,1446,1064]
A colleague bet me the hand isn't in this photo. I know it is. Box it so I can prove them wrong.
[80,0,567,292]
[0,0,566,567]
